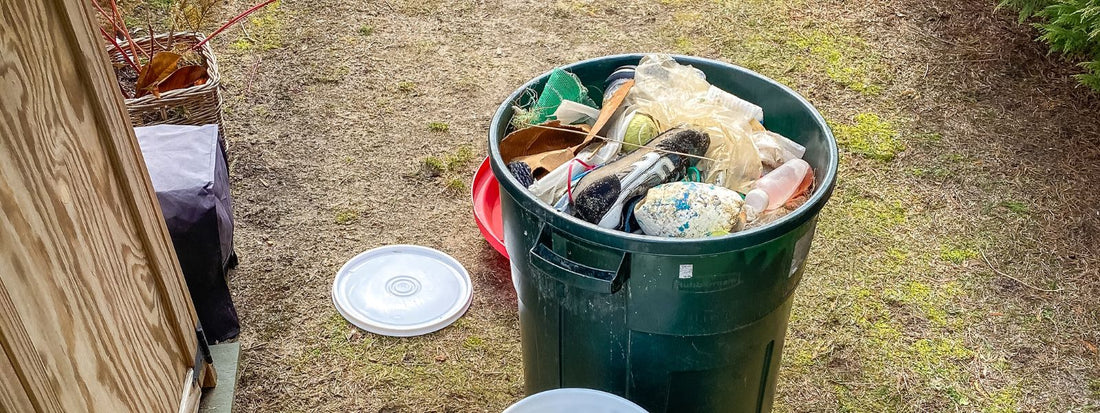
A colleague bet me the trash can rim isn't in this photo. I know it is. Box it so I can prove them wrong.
[488,53,839,249]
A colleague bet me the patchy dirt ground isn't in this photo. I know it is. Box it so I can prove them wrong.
[206,0,1100,410]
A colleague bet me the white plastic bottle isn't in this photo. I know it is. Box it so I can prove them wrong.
[750,158,811,211]
[744,188,769,215]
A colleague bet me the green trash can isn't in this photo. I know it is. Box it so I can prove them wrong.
[488,55,838,413]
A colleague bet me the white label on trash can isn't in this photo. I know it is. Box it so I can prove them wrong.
[679,264,693,279]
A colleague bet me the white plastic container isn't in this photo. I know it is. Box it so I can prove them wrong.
[751,158,812,211]
[503,389,647,413]
[332,245,472,337]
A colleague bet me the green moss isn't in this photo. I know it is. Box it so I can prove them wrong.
[792,30,886,94]
[940,245,978,264]
[884,280,961,328]
[241,2,285,51]
[788,347,816,368]
[999,200,1029,214]
[446,146,474,171]
[912,338,973,373]
[230,38,254,51]
[1089,379,1100,397]
[421,156,445,177]
[832,113,905,161]
[844,197,907,235]
[321,312,368,360]
[946,386,971,406]
[983,386,1021,412]
[463,335,484,349]
[428,122,449,132]
[358,25,374,36]
[673,35,697,54]
[787,338,829,369]
[869,320,901,343]
[444,178,466,194]
[334,209,358,225]
[879,247,909,273]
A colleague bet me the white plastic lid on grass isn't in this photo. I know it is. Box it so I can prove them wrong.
[503,388,647,413]
[332,245,472,337]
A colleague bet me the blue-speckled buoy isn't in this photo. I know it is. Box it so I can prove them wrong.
[633,182,746,238]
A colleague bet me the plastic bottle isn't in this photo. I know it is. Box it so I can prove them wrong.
[744,188,769,215]
[750,158,811,211]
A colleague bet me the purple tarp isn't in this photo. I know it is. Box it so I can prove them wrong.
[136,124,238,342]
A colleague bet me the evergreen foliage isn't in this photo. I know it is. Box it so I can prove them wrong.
[1000,0,1100,90]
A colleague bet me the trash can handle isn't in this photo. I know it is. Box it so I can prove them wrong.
[529,223,630,294]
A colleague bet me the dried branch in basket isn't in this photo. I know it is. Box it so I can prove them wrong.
[95,0,277,98]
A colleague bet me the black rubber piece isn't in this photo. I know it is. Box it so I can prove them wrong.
[508,161,535,188]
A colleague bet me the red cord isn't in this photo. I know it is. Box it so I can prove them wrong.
[192,0,279,51]
[567,161,577,203]
[566,159,597,204]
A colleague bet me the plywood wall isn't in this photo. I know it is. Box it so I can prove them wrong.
[0,0,206,411]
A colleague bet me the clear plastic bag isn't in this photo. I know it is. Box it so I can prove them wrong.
[751,130,806,169]
[628,54,762,192]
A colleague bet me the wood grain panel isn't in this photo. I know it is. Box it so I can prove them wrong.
[0,0,208,411]
[0,314,37,413]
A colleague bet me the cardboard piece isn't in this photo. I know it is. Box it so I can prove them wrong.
[500,121,591,178]
[586,79,634,144]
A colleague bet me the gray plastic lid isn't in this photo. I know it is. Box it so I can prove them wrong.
[332,245,472,337]
[504,388,647,413]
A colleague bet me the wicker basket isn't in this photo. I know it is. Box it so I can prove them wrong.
[106,32,223,129]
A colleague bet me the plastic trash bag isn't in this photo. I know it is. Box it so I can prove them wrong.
[553,100,600,125]
[135,124,239,341]
[628,54,762,192]
[751,130,806,169]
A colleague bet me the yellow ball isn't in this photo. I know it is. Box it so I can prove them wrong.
[622,112,659,153]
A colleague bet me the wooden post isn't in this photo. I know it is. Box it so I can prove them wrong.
[0,0,214,411]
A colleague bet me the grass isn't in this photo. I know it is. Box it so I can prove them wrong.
[427,122,449,132]
[658,0,889,92]
[832,113,906,161]
[999,200,1029,214]
[420,146,474,195]
[791,30,887,94]
[445,146,473,171]
[229,1,285,51]
[334,209,358,225]
[940,245,978,264]
[444,178,466,194]
[312,65,350,84]
[291,312,521,409]
[214,0,1100,410]
[358,25,373,36]
[420,145,472,179]
[420,156,445,177]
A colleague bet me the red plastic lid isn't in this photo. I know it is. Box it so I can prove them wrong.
[472,157,508,259]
